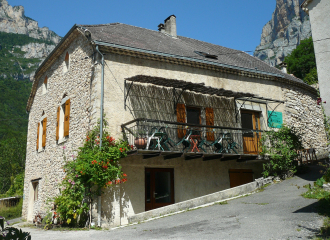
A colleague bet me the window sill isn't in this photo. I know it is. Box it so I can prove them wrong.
[58,136,68,144]
[37,148,45,153]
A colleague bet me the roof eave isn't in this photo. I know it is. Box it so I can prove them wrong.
[93,40,284,79]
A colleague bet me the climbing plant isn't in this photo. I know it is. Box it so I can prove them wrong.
[54,119,131,227]
[260,125,302,178]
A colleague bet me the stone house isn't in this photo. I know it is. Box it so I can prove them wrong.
[22,15,327,227]
[301,0,330,117]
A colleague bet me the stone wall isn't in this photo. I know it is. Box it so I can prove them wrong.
[22,33,94,220]
[282,85,328,155]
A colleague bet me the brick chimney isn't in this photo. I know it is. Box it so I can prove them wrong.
[159,15,177,38]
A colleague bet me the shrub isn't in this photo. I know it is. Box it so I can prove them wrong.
[0,199,22,220]
[53,119,131,227]
[260,125,302,178]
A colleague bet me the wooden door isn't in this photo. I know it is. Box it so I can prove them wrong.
[229,169,254,188]
[241,111,261,154]
[145,168,174,211]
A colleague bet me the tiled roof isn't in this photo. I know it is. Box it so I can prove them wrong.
[80,23,305,85]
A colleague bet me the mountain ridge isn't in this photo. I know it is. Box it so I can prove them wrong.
[254,0,311,67]
[0,0,61,44]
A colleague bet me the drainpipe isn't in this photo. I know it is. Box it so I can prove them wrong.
[95,45,104,227]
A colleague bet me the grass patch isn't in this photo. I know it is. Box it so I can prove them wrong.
[216,201,228,205]
[257,183,272,192]
[302,184,330,239]
[0,199,22,220]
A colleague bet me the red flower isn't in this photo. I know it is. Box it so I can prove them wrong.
[120,148,122,150]
[123,173,127,177]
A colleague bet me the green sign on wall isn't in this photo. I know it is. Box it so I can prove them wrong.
[268,111,283,128]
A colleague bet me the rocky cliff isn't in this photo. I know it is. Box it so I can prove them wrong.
[254,0,311,67]
[0,0,60,81]
[0,0,60,44]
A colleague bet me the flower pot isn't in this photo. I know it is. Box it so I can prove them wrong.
[134,138,146,149]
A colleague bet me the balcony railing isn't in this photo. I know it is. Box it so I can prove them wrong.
[122,118,262,157]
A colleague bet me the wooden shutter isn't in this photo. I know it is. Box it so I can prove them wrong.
[56,107,60,140]
[44,77,47,84]
[64,99,70,137]
[176,103,186,138]
[42,118,47,147]
[37,123,40,150]
[205,107,215,141]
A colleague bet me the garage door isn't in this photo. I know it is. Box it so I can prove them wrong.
[229,169,254,188]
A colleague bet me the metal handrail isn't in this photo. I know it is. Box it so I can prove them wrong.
[121,118,264,132]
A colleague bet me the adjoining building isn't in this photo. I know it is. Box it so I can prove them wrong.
[22,15,327,227]
[301,0,330,117]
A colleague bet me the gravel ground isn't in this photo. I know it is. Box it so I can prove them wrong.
[18,165,325,240]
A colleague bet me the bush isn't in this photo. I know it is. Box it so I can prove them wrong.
[53,119,131,227]
[0,199,22,220]
[261,125,302,178]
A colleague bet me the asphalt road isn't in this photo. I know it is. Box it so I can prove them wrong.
[19,165,325,240]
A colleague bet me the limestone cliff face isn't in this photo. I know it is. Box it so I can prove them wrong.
[254,0,311,67]
[0,0,61,44]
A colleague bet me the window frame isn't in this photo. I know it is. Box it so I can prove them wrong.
[63,52,70,73]
[57,96,70,144]
[37,115,47,152]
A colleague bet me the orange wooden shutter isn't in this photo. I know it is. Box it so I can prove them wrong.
[64,99,70,137]
[176,103,186,138]
[56,106,60,140]
[42,118,47,147]
[205,107,215,141]
[37,123,40,150]
[44,76,47,84]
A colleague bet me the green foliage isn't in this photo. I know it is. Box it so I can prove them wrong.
[284,37,317,84]
[54,120,131,227]
[302,166,330,239]
[303,67,318,85]
[4,173,25,197]
[0,199,23,220]
[261,125,302,177]
[0,137,26,195]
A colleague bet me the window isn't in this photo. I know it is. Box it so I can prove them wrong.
[42,76,47,94]
[57,97,71,142]
[63,52,70,73]
[176,104,214,140]
[36,113,47,151]
[31,180,39,201]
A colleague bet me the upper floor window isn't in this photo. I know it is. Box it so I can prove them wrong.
[36,112,47,151]
[63,52,70,73]
[42,76,48,94]
[176,104,214,141]
[57,96,71,143]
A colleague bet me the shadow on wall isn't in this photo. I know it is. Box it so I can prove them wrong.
[128,84,240,128]
[101,184,131,226]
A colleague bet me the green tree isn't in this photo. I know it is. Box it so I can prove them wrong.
[284,37,317,84]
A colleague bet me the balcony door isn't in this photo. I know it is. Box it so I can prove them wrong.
[145,168,174,211]
[241,110,261,154]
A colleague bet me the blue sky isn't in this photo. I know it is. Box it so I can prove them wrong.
[8,0,276,53]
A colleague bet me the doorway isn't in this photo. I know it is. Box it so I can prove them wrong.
[145,168,174,211]
[241,110,261,154]
[229,169,254,188]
